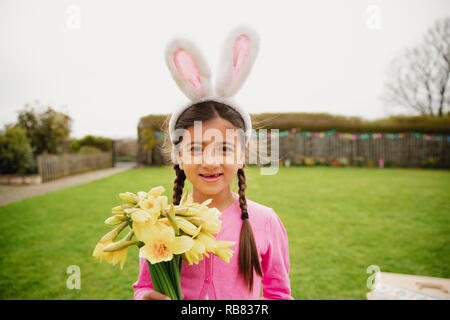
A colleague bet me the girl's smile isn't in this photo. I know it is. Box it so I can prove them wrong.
[199,173,223,182]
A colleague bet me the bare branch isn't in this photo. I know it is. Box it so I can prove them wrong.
[382,17,450,116]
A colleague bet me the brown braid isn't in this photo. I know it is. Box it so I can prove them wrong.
[172,164,186,205]
[237,167,263,290]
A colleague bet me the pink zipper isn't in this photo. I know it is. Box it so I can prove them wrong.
[209,255,217,299]
[198,255,217,299]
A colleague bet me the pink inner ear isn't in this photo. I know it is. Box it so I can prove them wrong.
[173,49,202,95]
[233,35,250,78]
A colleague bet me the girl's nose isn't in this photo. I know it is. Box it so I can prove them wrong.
[202,146,222,165]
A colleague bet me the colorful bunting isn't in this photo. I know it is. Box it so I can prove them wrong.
[151,128,449,142]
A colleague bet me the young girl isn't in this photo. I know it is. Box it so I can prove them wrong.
[133,26,293,300]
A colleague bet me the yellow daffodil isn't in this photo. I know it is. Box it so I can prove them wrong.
[176,217,202,237]
[92,222,127,263]
[103,240,139,252]
[94,185,237,300]
[102,240,138,269]
[109,246,129,269]
[137,191,148,201]
[138,195,168,214]
[104,214,126,226]
[165,203,180,235]
[155,218,171,229]
[183,238,206,265]
[157,196,169,210]
[93,239,114,263]
[172,206,188,214]
[170,206,200,217]
[138,197,157,211]
[111,203,133,214]
[111,206,124,214]
[159,216,202,237]
[148,186,165,198]
[200,198,213,206]
[184,207,222,234]
[127,208,158,224]
[213,241,236,263]
[198,210,221,234]
[94,229,137,269]
[119,192,139,205]
[195,232,218,255]
[131,210,159,242]
[139,224,194,264]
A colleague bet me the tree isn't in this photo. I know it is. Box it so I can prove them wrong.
[16,101,72,154]
[382,17,450,116]
[71,135,112,153]
[0,125,35,174]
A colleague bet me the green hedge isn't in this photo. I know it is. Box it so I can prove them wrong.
[138,113,450,134]
[71,135,112,153]
[0,125,36,174]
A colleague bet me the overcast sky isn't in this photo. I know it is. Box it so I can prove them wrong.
[1,0,449,139]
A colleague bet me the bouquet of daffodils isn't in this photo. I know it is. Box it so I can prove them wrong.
[92,186,235,300]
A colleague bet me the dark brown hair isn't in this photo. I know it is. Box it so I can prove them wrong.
[162,100,263,290]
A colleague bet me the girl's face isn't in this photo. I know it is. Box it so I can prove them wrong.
[177,117,245,197]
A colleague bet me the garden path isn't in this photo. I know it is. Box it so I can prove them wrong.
[0,162,135,206]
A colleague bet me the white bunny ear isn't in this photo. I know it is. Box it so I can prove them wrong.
[165,38,213,101]
[215,25,260,98]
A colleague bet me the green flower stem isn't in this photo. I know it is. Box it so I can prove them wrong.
[154,262,177,300]
[147,260,162,293]
[163,260,173,282]
[162,261,175,294]
[146,259,182,300]
[153,263,171,298]
[178,255,182,274]
[125,217,133,229]
[148,260,177,300]
[170,257,183,300]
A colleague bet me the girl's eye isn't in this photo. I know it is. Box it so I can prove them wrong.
[189,145,233,153]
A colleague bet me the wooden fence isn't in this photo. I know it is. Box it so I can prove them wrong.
[139,131,450,168]
[277,132,450,168]
[37,152,113,182]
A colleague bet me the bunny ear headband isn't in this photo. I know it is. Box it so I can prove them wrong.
[165,25,260,164]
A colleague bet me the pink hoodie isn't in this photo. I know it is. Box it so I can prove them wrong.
[133,193,293,300]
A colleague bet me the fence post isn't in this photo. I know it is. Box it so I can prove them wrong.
[111,140,116,167]
[37,155,43,181]
[64,153,68,177]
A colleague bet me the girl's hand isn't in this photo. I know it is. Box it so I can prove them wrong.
[142,290,172,300]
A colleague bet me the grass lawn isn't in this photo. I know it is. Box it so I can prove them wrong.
[0,166,449,299]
